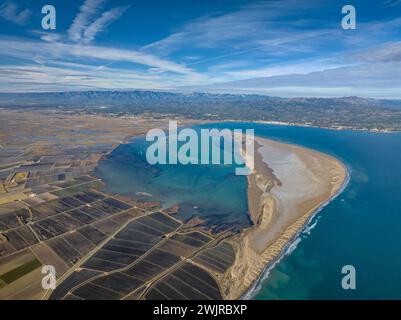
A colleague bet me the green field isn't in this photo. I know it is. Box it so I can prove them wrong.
[0,258,41,284]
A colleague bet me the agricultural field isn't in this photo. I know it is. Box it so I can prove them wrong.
[144,263,222,300]
[50,211,235,300]
[0,109,235,300]
[193,241,236,274]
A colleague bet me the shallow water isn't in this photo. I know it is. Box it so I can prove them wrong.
[94,130,250,232]
[95,122,401,299]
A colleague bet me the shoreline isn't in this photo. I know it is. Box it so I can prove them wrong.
[215,119,399,134]
[82,118,349,300]
[93,121,350,300]
[242,163,350,299]
[221,136,348,299]
[254,120,396,134]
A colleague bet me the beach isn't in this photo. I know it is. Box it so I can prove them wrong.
[221,136,348,299]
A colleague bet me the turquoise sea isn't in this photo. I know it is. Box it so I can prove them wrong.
[95,122,401,299]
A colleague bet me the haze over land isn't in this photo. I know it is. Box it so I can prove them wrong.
[1,90,401,132]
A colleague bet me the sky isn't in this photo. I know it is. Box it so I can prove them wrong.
[0,0,401,98]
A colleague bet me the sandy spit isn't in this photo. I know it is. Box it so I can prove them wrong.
[221,136,347,299]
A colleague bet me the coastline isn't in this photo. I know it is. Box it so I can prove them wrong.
[88,119,349,300]
[210,118,397,133]
[254,120,395,133]
[221,136,348,299]
[68,116,348,300]
[92,120,349,300]
[243,162,350,299]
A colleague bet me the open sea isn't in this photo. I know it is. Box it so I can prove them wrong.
[94,122,401,299]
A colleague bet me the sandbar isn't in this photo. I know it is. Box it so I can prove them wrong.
[222,136,347,299]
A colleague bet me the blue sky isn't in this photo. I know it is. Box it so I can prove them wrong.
[0,0,401,98]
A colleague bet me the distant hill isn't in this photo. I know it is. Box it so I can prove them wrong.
[0,90,273,106]
[1,90,401,131]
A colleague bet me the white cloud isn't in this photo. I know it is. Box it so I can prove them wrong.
[142,0,325,56]
[40,33,62,43]
[0,36,207,92]
[0,61,205,93]
[0,37,198,76]
[354,41,401,63]
[82,6,129,44]
[1,0,400,98]
[68,0,129,44]
[188,61,401,98]
[221,59,343,80]
[68,0,106,42]
[142,32,188,54]
[0,1,30,26]
[31,31,62,43]
[141,0,401,72]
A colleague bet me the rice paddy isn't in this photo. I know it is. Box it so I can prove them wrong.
[50,210,234,300]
